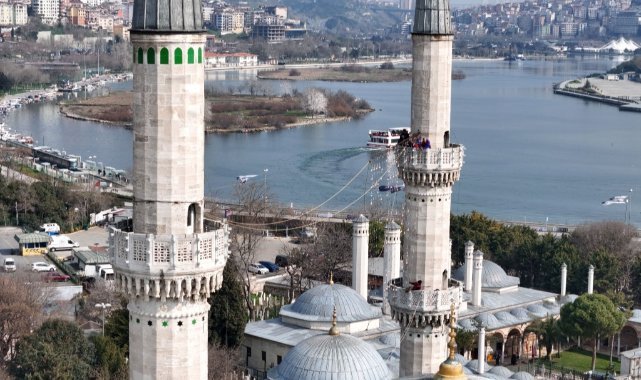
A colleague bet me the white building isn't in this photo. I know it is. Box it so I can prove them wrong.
[212,9,244,34]
[32,0,60,24]
[0,3,28,26]
[204,52,258,68]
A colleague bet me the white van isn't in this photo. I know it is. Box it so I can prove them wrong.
[39,223,60,235]
[3,258,16,272]
[98,264,114,281]
[48,235,79,251]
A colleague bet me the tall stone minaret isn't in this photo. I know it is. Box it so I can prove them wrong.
[109,1,229,378]
[388,0,465,376]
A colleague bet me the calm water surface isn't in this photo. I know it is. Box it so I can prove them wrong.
[6,57,641,226]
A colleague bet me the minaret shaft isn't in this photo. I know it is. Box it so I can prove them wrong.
[411,34,453,149]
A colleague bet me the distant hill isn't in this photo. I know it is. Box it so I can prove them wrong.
[230,0,410,34]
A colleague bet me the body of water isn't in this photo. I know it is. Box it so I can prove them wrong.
[5,56,641,226]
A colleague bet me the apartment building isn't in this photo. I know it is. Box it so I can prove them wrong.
[0,2,28,25]
[32,0,60,24]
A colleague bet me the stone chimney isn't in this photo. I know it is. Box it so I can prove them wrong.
[383,221,401,315]
[472,250,483,306]
[464,241,474,292]
[587,264,594,295]
[561,263,567,297]
[352,215,369,300]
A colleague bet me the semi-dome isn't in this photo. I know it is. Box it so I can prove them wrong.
[453,259,520,289]
[282,283,381,322]
[511,371,534,380]
[267,333,392,380]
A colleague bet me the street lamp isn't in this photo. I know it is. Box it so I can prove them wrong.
[95,303,112,336]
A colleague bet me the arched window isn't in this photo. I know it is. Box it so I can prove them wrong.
[147,48,155,64]
[160,48,169,64]
[444,131,450,148]
[198,48,202,63]
[187,204,195,227]
[187,48,194,64]
[174,48,183,64]
[137,47,143,64]
[442,269,448,289]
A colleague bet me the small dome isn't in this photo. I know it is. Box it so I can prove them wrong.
[379,332,400,347]
[465,359,493,372]
[454,353,469,365]
[283,283,381,322]
[495,311,519,325]
[511,371,535,380]
[527,304,549,317]
[267,334,392,380]
[489,366,514,377]
[475,313,501,329]
[458,318,476,331]
[453,260,520,289]
[510,308,530,320]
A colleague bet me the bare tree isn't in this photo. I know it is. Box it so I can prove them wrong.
[229,181,272,320]
[0,272,50,364]
[75,280,125,324]
[303,88,327,117]
[208,345,241,380]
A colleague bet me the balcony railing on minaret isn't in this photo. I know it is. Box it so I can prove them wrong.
[388,279,462,315]
[396,145,464,172]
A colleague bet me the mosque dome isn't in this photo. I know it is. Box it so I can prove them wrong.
[266,333,392,380]
[510,308,530,321]
[489,366,514,377]
[282,283,381,322]
[511,372,535,380]
[453,259,520,289]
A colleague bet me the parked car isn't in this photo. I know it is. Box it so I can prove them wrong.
[247,263,268,275]
[258,261,280,273]
[3,258,16,272]
[275,255,289,267]
[43,271,71,282]
[31,261,56,272]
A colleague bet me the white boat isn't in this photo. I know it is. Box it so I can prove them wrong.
[367,127,408,148]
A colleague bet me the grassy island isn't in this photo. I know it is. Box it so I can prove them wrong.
[59,89,373,133]
[258,64,412,82]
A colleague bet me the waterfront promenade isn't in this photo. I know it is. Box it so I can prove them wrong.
[554,77,641,112]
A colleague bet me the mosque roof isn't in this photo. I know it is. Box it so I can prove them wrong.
[489,366,514,377]
[452,259,520,289]
[266,333,392,380]
[280,283,381,322]
[354,214,369,223]
[511,372,535,380]
[386,221,400,230]
[131,0,204,32]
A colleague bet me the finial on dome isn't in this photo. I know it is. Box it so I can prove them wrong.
[448,303,457,360]
[328,306,340,336]
[434,303,466,379]
[329,272,334,285]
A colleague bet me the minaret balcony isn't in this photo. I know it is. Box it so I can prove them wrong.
[388,281,462,315]
[396,145,464,187]
[109,221,230,276]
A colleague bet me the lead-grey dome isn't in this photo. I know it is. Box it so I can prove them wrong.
[283,283,381,322]
[267,334,392,380]
[132,0,203,31]
[453,259,520,289]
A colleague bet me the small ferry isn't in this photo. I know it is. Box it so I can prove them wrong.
[367,127,408,149]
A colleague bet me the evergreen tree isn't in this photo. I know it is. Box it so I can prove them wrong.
[10,319,94,379]
[208,259,248,348]
[90,335,128,379]
[559,294,627,371]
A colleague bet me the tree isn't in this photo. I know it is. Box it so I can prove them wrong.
[559,293,627,371]
[455,328,477,359]
[0,273,49,364]
[303,88,327,117]
[208,260,248,348]
[0,72,13,91]
[89,335,128,380]
[525,316,562,361]
[104,300,129,353]
[208,344,241,380]
[10,319,95,379]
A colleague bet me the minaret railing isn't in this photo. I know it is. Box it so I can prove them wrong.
[388,282,462,314]
[396,145,464,172]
